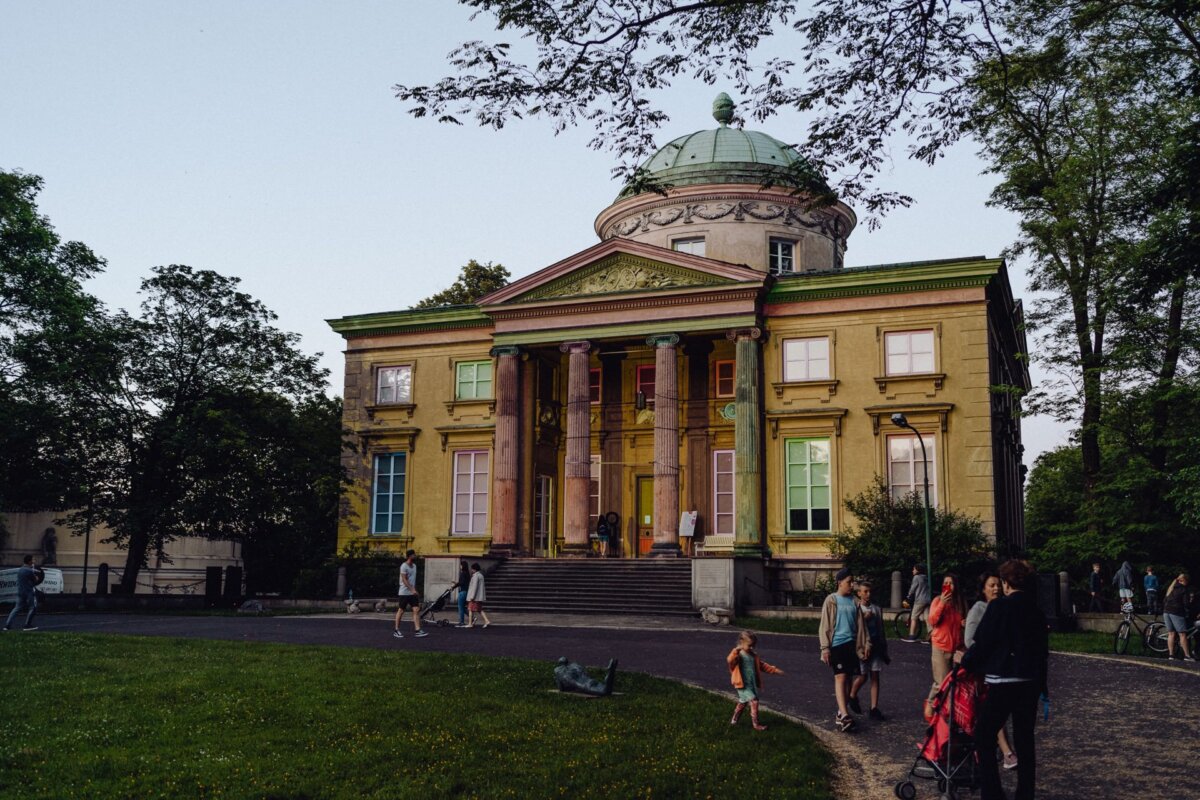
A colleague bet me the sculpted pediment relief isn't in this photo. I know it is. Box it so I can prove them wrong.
[518,255,729,302]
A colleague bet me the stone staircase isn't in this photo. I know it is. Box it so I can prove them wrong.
[483,558,694,615]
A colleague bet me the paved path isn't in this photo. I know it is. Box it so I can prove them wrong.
[34,613,1200,799]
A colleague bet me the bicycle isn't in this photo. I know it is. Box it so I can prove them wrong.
[893,605,927,639]
[1144,615,1199,657]
[1112,603,1158,655]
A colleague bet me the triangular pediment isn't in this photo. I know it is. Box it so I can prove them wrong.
[477,238,765,307]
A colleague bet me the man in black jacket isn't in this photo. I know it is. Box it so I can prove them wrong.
[958,559,1048,800]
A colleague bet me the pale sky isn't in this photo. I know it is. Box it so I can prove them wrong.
[1,1,1068,465]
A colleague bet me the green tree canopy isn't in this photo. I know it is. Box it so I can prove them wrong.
[412,259,510,308]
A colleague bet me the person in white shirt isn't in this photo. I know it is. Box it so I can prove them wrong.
[393,549,428,639]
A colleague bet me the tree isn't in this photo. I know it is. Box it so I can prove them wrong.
[0,170,108,517]
[69,265,333,594]
[830,479,993,589]
[412,259,510,308]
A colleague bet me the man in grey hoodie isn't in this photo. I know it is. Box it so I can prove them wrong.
[902,564,930,642]
[1114,561,1135,610]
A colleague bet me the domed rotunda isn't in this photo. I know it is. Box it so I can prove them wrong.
[595,94,856,274]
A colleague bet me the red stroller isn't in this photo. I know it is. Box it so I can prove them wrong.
[895,666,980,799]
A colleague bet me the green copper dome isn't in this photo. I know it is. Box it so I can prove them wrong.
[619,94,825,198]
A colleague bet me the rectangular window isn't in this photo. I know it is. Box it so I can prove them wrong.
[376,365,412,405]
[452,450,489,535]
[769,238,796,274]
[589,367,602,405]
[782,337,830,382]
[713,450,736,536]
[888,434,937,507]
[885,330,935,376]
[636,364,656,406]
[372,453,407,534]
[534,474,553,552]
[715,360,735,398]
[589,454,601,531]
[785,438,832,533]
[672,237,706,256]
[455,360,493,400]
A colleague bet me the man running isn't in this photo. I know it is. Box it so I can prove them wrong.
[3,555,43,632]
[393,550,428,639]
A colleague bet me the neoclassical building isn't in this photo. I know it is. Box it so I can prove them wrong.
[329,97,1029,572]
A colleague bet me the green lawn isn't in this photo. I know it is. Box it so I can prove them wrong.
[0,634,832,799]
[736,617,1137,657]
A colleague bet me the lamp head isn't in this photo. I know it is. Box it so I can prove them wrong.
[891,412,908,428]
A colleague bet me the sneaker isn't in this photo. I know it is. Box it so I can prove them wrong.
[392,630,404,639]
[1003,752,1018,770]
[847,696,862,714]
[900,635,918,643]
[482,623,490,629]
[835,712,855,732]
[414,630,429,637]
[869,707,887,721]
[21,626,37,632]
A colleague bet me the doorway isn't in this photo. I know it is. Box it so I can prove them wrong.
[636,476,654,557]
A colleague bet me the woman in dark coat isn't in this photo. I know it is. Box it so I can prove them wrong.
[958,559,1048,800]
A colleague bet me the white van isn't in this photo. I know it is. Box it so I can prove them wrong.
[0,567,65,602]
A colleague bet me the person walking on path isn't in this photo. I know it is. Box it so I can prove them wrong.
[1087,562,1104,612]
[848,579,888,721]
[818,568,871,732]
[1114,561,1135,610]
[1144,566,1160,614]
[901,564,930,642]
[451,558,470,627]
[727,630,784,731]
[465,563,491,628]
[2,555,43,632]
[393,550,428,639]
[926,573,966,706]
[958,559,1049,800]
[1162,573,1193,660]
[965,571,1017,772]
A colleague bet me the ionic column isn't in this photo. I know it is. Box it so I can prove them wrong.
[729,327,763,555]
[489,346,521,553]
[649,333,681,557]
[560,341,592,556]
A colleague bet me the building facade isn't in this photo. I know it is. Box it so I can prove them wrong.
[329,98,1029,570]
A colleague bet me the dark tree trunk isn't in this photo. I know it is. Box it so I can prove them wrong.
[1147,277,1187,472]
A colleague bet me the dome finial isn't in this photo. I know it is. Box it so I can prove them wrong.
[712,93,735,126]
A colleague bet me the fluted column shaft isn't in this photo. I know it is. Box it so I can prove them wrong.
[489,346,520,551]
[649,334,681,556]
[560,341,592,555]
[730,328,763,554]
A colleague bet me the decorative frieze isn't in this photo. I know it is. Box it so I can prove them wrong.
[603,200,847,247]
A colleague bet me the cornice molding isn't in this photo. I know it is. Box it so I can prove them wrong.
[487,286,761,321]
[327,306,491,339]
[766,259,1001,305]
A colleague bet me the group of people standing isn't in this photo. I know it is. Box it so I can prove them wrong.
[390,551,492,639]
[728,560,1048,800]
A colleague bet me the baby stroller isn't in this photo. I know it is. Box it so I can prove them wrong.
[895,666,980,799]
[419,587,456,627]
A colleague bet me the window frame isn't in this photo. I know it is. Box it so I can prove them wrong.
[886,433,938,508]
[451,449,490,535]
[375,364,413,405]
[784,437,833,534]
[714,359,735,398]
[712,449,736,536]
[884,329,936,377]
[371,452,408,534]
[768,237,797,275]
[589,454,602,531]
[781,337,831,383]
[636,364,656,406]
[589,367,602,405]
[455,360,494,400]
[671,236,706,257]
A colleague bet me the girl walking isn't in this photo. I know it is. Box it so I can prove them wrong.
[727,630,784,731]
[466,562,492,628]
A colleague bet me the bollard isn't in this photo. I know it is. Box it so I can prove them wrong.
[1058,572,1071,617]
[891,570,902,610]
[336,566,347,598]
[204,566,222,609]
[96,563,109,596]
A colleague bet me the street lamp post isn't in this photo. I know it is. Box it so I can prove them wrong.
[891,413,932,584]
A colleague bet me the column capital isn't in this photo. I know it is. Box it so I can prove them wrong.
[726,327,763,342]
[490,345,522,358]
[646,333,681,348]
[558,340,592,354]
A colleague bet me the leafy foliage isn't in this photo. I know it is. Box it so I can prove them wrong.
[830,478,992,588]
[412,259,510,308]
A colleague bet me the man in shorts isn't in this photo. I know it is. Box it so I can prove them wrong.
[818,568,870,731]
[393,550,427,639]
